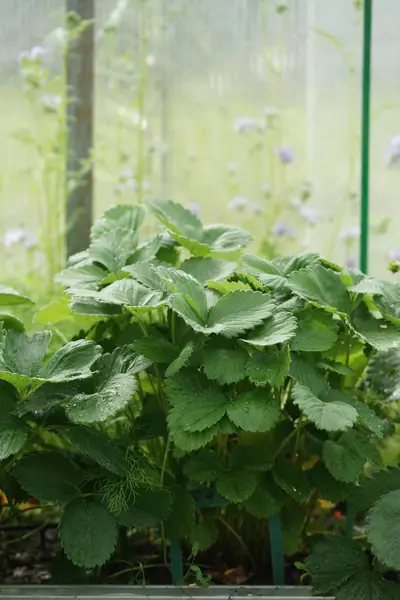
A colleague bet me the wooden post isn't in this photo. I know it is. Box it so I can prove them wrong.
[66,0,94,258]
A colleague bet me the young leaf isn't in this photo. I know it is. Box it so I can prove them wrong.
[117,488,172,527]
[190,520,219,551]
[207,289,275,337]
[60,499,117,568]
[350,468,400,512]
[166,371,228,433]
[13,452,82,501]
[240,255,288,291]
[0,313,25,332]
[306,537,369,594]
[272,460,309,503]
[156,266,208,318]
[366,489,400,571]
[180,257,236,283]
[170,425,219,452]
[183,449,223,483]
[201,224,252,254]
[98,279,165,311]
[216,470,257,503]
[122,262,169,291]
[292,383,358,432]
[0,330,50,379]
[323,430,381,483]
[91,204,145,244]
[291,309,339,352]
[227,389,280,432]
[66,374,137,424]
[0,286,33,306]
[352,311,400,352]
[246,346,291,386]
[165,342,195,377]
[243,475,282,518]
[241,311,297,347]
[89,228,135,273]
[288,263,351,314]
[336,572,399,600]
[145,197,203,241]
[38,340,102,382]
[164,487,195,538]
[133,336,177,364]
[290,354,329,396]
[60,425,127,475]
[0,418,29,460]
[202,347,247,385]
[55,264,107,291]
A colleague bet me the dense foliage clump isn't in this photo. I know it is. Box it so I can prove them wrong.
[1,199,400,598]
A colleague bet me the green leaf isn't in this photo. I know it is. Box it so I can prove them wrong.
[164,487,195,538]
[207,289,276,338]
[288,264,351,314]
[98,279,165,311]
[122,262,169,291]
[117,488,172,527]
[55,264,107,291]
[323,430,381,483]
[133,336,177,364]
[243,475,282,518]
[272,460,309,503]
[330,392,386,438]
[129,235,163,263]
[165,370,228,433]
[230,444,273,471]
[306,537,369,595]
[227,389,280,432]
[289,354,328,396]
[0,418,29,459]
[240,254,288,291]
[60,499,117,568]
[0,330,50,378]
[292,383,357,432]
[202,347,247,385]
[183,449,223,483]
[98,345,152,376]
[216,470,257,503]
[60,425,127,475]
[165,342,195,377]
[13,452,82,501]
[66,374,137,424]
[0,285,33,306]
[91,204,145,244]
[336,572,399,600]
[291,309,339,352]
[308,463,353,503]
[190,520,219,551]
[366,490,400,571]
[241,311,297,346]
[69,295,122,317]
[201,224,252,254]
[38,340,102,382]
[352,311,400,352]
[170,426,218,452]
[89,228,134,273]
[0,313,25,332]
[146,197,203,241]
[180,257,236,283]
[246,345,291,386]
[374,280,400,326]
[350,468,400,512]
[156,266,208,319]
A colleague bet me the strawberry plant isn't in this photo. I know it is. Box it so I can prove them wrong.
[1,199,399,594]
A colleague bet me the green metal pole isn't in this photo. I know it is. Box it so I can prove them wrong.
[360,0,373,274]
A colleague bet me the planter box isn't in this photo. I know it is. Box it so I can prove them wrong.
[0,586,333,600]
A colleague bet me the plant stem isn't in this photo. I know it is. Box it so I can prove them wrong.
[160,436,170,487]
[218,517,256,569]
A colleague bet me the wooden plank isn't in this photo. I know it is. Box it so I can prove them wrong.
[66,0,94,258]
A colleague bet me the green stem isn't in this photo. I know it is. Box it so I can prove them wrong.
[160,436,170,487]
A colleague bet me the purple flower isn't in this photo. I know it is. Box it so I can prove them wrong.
[41,94,62,112]
[234,117,263,135]
[187,203,201,217]
[299,205,317,225]
[3,228,37,249]
[339,226,360,241]
[385,136,400,167]
[251,202,262,216]
[272,221,293,236]
[346,255,357,269]
[20,46,48,62]
[120,167,134,180]
[227,196,248,211]
[388,249,400,262]
[277,147,294,164]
